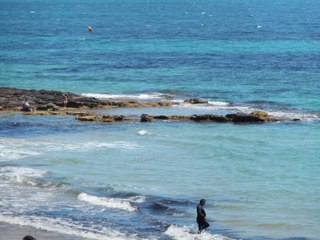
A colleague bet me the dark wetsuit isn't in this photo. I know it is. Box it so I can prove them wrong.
[197,204,209,231]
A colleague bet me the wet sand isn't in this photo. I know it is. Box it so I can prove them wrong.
[0,222,85,240]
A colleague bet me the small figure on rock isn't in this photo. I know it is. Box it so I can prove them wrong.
[21,97,36,112]
[62,93,68,108]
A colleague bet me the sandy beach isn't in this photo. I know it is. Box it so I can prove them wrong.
[0,222,84,240]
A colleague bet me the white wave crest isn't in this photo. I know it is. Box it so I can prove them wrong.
[78,193,137,212]
[165,225,234,240]
[178,101,231,110]
[137,129,151,135]
[208,101,230,106]
[128,195,147,203]
[82,92,172,100]
[0,215,138,240]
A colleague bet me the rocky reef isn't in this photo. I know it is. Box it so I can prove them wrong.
[0,87,176,111]
[0,88,288,124]
[68,112,281,124]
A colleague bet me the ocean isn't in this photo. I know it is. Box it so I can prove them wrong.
[0,0,319,239]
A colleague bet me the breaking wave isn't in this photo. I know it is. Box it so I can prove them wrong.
[165,225,235,240]
[78,193,138,212]
[0,166,48,185]
[82,92,174,101]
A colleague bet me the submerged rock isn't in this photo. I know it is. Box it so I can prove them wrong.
[225,113,266,123]
[74,112,282,125]
[251,110,269,118]
[190,114,228,122]
[184,98,208,104]
[76,113,132,123]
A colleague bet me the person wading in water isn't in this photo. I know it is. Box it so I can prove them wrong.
[196,199,210,234]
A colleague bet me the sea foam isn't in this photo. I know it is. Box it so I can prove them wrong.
[0,138,140,161]
[78,193,137,212]
[0,215,138,240]
[0,166,48,185]
[165,225,234,240]
[82,92,172,100]
[138,129,151,135]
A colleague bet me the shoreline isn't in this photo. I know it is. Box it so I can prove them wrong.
[0,222,84,240]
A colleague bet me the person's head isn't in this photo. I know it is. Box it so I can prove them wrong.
[24,97,28,102]
[23,236,36,240]
[199,199,206,206]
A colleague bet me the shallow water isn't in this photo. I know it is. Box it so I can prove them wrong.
[0,113,319,239]
[1,0,320,239]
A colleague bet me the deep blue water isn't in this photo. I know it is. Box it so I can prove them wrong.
[0,0,319,239]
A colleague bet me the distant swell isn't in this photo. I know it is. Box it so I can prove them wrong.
[0,138,140,161]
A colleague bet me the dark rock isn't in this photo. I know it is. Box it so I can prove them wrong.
[114,115,125,121]
[76,115,98,121]
[208,115,228,122]
[0,88,178,111]
[190,114,210,121]
[23,236,36,240]
[225,113,237,119]
[292,118,300,121]
[153,115,170,120]
[0,88,105,110]
[184,98,208,104]
[37,102,60,111]
[141,114,154,122]
[168,115,190,121]
[226,113,265,124]
[190,114,228,122]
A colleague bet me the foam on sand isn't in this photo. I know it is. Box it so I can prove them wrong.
[78,193,137,212]
[0,215,138,240]
[164,225,235,240]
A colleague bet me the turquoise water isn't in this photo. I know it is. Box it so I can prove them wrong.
[0,0,320,239]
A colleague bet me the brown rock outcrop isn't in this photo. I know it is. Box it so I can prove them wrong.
[0,88,177,111]
[140,114,154,122]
